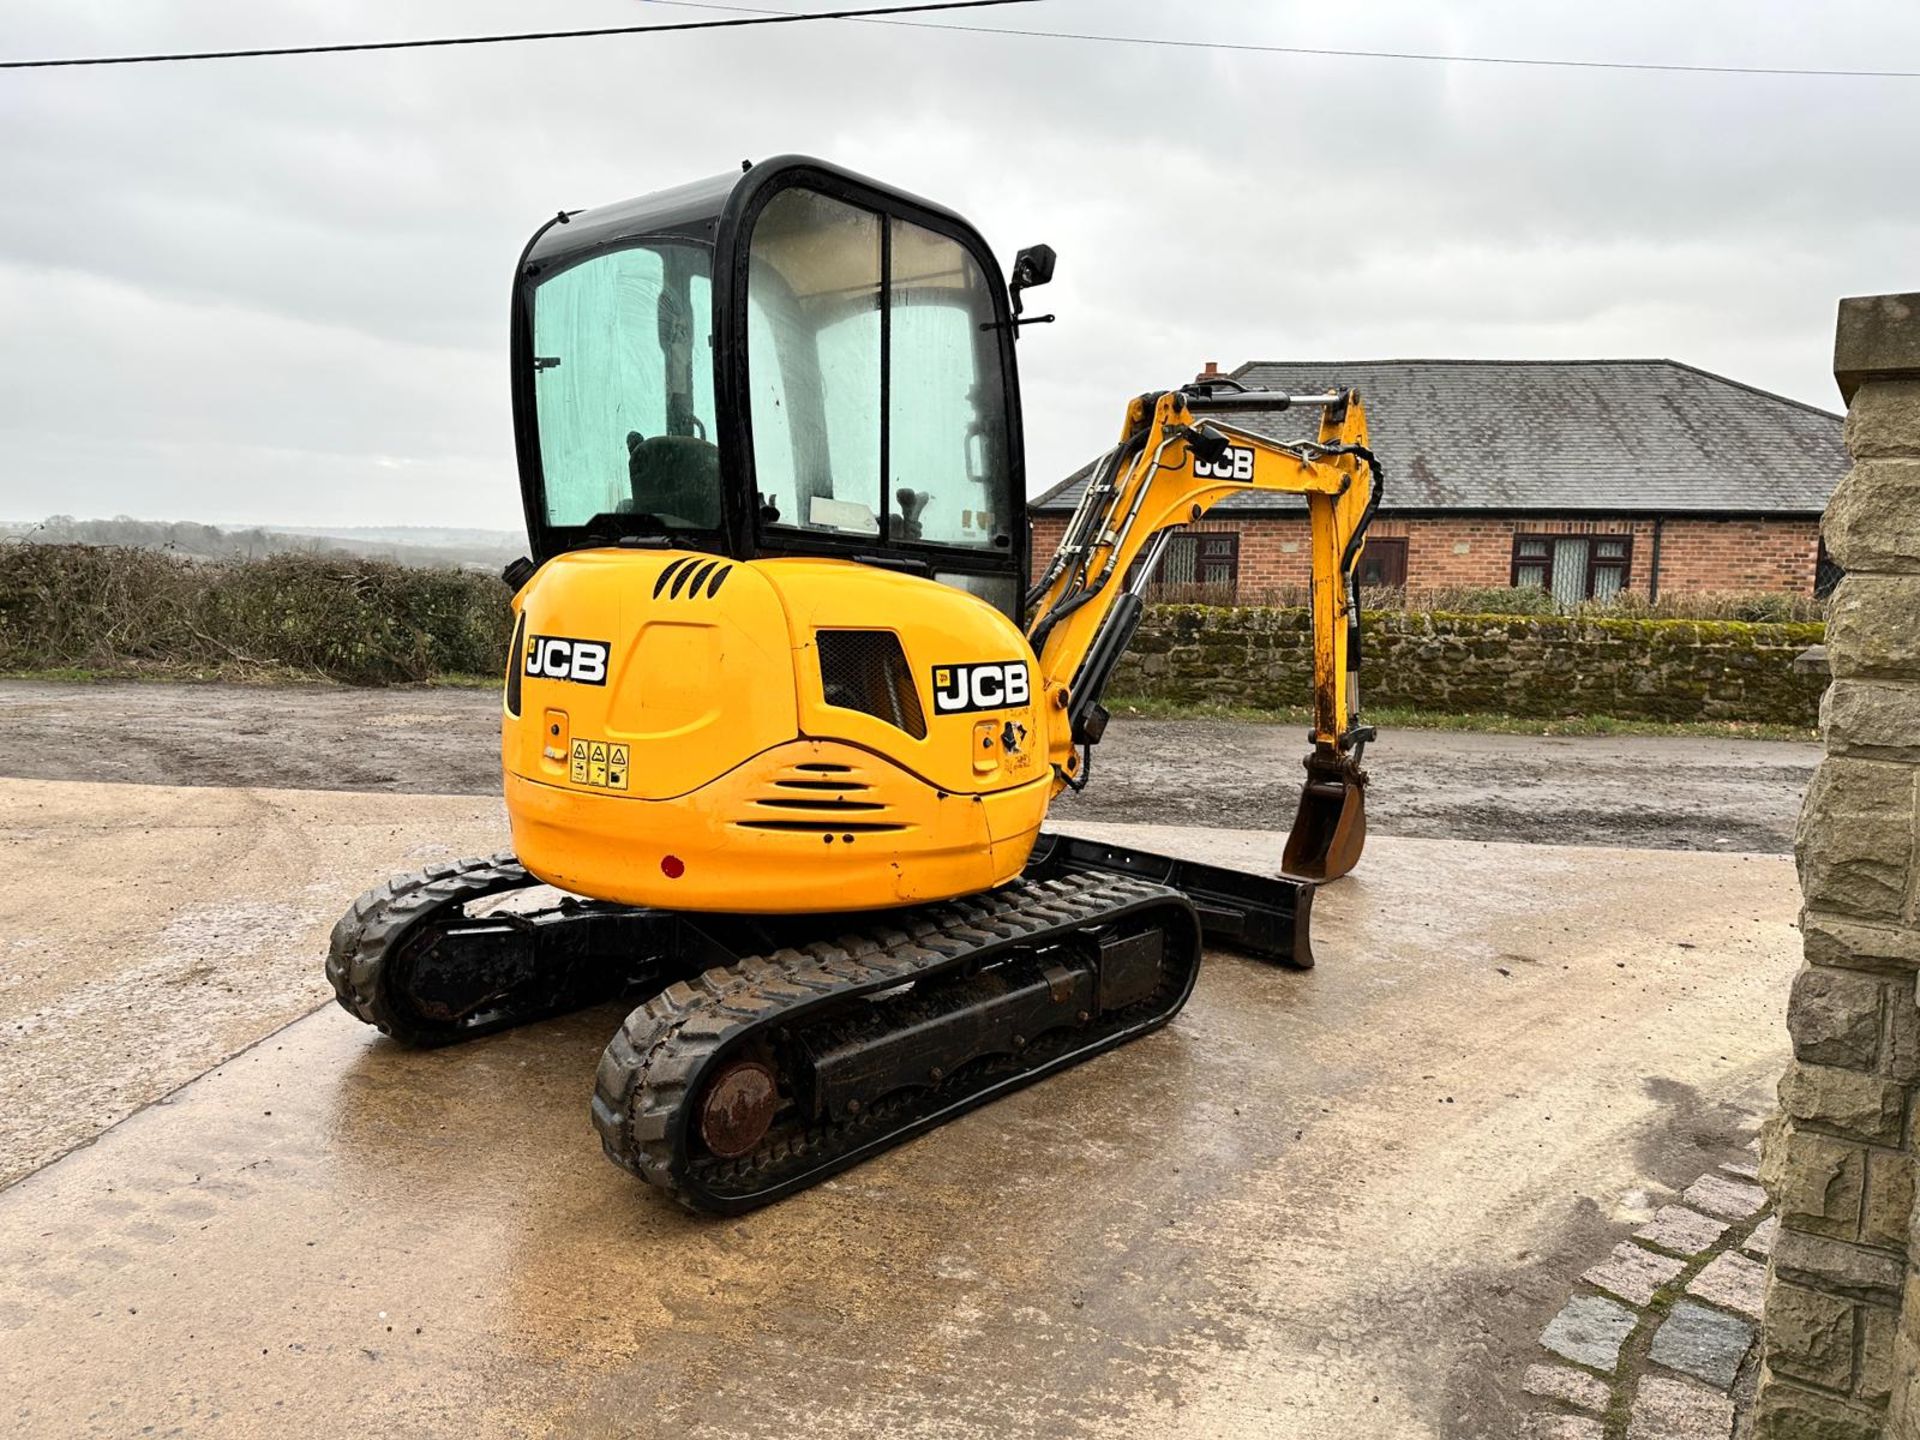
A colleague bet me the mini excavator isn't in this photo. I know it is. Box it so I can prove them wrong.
[329,157,1382,1213]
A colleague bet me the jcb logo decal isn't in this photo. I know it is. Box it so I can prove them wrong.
[1193,445,1255,482]
[525,634,609,686]
[932,661,1030,715]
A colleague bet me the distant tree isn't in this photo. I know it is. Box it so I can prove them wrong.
[16,514,516,570]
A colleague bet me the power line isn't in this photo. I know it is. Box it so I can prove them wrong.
[0,0,1037,71]
[647,0,1920,81]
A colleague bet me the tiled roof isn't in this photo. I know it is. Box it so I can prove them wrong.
[1029,359,1845,516]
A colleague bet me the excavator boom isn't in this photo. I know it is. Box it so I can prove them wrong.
[1026,383,1383,880]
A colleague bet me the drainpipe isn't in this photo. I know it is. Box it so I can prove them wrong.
[1648,518,1664,604]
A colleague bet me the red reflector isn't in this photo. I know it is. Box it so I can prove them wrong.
[661,855,685,879]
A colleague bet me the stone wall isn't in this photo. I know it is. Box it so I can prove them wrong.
[1110,605,1827,726]
[1756,293,1920,1439]
[1028,512,1825,600]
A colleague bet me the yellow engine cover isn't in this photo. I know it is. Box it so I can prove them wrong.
[502,550,1051,913]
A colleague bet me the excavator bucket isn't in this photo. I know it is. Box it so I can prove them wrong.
[1281,763,1368,883]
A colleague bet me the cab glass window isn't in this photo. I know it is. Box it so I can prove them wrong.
[888,218,1011,550]
[746,190,883,536]
[745,188,1012,551]
[532,242,720,533]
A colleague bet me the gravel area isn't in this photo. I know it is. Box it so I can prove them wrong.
[0,680,1818,852]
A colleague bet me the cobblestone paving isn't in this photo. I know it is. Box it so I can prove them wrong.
[1524,1139,1770,1439]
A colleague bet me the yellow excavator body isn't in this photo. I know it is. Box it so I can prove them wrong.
[504,551,1050,911]
[329,154,1388,1212]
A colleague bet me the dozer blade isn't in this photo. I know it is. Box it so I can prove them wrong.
[1282,763,1368,883]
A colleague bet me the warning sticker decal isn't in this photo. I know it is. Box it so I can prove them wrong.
[569,738,629,791]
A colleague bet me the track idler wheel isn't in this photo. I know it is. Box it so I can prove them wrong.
[696,1058,780,1159]
[1282,748,1368,882]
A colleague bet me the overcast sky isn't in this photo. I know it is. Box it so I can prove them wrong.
[2,0,1917,532]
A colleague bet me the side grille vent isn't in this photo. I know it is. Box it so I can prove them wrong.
[652,556,734,600]
[505,611,526,717]
[816,631,927,740]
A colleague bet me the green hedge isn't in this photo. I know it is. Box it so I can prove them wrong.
[0,548,1830,723]
[1117,604,1828,726]
[0,543,513,684]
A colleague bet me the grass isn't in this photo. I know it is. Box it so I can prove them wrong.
[1105,694,1819,743]
[0,663,502,689]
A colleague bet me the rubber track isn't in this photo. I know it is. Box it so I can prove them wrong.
[325,851,540,1047]
[592,871,1198,1214]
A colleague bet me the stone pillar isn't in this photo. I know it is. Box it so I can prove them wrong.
[1756,293,1920,1440]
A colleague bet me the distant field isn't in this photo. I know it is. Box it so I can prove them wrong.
[0,516,523,571]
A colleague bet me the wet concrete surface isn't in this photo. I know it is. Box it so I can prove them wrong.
[0,785,1799,1438]
[0,779,506,1188]
[0,680,1817,852]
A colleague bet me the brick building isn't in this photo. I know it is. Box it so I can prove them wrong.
[1028,359,1847,604]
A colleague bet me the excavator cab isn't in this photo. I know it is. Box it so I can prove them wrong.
[511,155,1029,618]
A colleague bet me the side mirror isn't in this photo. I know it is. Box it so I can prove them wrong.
[1009,243,1056,318]
[1013,243,1056,290]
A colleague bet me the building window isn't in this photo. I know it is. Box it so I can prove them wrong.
[1149,532,1239,595]
[1512,534,1631,606]
[1356,537,1407,588]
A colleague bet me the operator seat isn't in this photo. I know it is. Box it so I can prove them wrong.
[623,430,722,530]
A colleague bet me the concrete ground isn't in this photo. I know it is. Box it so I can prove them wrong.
[0,680,1818,852]
[0,779,505,1189]
[0,775,1800,1439]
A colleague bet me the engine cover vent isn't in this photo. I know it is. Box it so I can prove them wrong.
[652,556,734,600]
[817,631,927,740]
